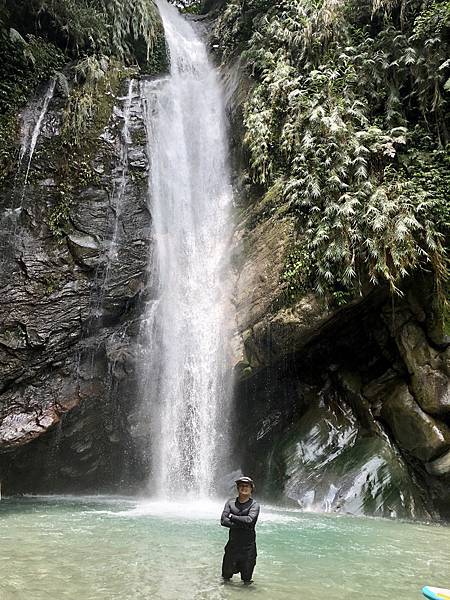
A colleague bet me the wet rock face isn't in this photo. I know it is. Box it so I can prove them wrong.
[395,321,450,416]
[0,323,147,493]
[0,79,152,492]
[221,48,450,519]
[233,302,449,519]
[228,145,450,518]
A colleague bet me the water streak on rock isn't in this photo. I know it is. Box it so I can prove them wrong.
[19,78,56,200]
[106,79,135,266]
[95,79,136,316]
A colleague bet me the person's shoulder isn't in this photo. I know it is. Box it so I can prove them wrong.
[251,499,260,509]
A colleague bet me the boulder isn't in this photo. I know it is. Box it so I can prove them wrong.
[396,321,450,416]
[381,383,450,462]
[426,450,450,477]
[266,390,429,518]
[0,371,79,448]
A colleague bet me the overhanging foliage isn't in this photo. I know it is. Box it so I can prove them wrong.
[214,0,449,298]
[0,0,166,180]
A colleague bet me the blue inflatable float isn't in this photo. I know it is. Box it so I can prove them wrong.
[422,587,450,600]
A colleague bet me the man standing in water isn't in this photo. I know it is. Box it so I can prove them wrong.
[220,476,260,584]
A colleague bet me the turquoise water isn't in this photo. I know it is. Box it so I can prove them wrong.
[0,497,449,600]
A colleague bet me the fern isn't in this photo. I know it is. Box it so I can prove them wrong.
[214,0,449,298]
[3,0,161,63]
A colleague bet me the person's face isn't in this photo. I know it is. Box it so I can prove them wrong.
[237,483,252,498]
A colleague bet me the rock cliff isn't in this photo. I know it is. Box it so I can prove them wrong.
[0,78,153,492]
[223,51,450,519]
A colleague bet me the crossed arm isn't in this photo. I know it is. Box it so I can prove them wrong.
[221,501,236,528]
[220,501,260,529]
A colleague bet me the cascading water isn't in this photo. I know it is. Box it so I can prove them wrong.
[94,78,136,316]
[19,78,56,200]
[0,79,56,263]
[140,0,234,496]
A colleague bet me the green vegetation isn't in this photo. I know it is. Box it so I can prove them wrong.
[2,0,160,62]
[281,244,313,304]
[0,25,64,183]
[213,0,449,301]
[42,273,62,295]
[47,195,72,239]
[0,0,167,187]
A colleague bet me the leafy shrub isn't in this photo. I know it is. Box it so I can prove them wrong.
[0,0,166,183]
[213,0,449,299]
[3,0,160,61]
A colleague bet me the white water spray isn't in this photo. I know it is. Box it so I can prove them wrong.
[140,0,234,496]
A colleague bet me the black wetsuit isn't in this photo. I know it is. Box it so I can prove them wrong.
[220,497,260,582]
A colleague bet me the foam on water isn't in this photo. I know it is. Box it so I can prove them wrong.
[111,499,301,523]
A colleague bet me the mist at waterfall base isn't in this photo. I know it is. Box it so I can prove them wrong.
[1,496,449,600]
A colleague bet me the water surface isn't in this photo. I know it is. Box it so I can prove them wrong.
[1,497,448,599]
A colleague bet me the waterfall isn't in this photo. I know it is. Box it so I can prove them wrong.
[140,0,233,496]
[19,78,56,199]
